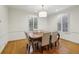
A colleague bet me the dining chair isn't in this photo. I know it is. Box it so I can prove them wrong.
[51,32,60,48]
[24,32,33,54]
[25,32,40,53]
[40,32,50,53]
[24,32,30,40]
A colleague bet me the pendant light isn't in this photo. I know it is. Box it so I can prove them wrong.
[39,5,47,17]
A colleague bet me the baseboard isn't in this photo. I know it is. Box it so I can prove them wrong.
[0,41,8,54]
[8,38,26,41]
[61,38,79,45]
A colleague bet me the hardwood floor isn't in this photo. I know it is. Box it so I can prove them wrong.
[1,39,79,54]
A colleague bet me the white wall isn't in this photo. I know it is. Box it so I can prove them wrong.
[0,6,8,53]
[38,18,48,31]
[48,6,79,43]
[8,8,48,40]
[8,8,29,40]
[47,15,58,32]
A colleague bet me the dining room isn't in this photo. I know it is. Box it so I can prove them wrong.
[0,5,79,54]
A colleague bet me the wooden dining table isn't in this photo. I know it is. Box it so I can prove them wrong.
[27,32,60,52]
[28,32,43,41]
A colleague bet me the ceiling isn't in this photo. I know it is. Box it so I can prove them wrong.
[8,5,73,15]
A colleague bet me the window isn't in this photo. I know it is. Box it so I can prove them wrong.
[34,17,38,29]
[57,21,61,31]
[57,14,69,32]
[29,17,38,31]
[29,18,33,31]
[62,15,68,32]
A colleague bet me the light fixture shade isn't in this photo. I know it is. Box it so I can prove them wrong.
[39,11,47,17]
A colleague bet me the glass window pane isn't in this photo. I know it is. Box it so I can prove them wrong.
[34,18,38,29]
[62,15,68,32]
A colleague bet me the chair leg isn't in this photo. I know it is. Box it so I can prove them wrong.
[50,43,53,49]
[39,43,43,53]
[54,40,60,49]
[37,43,39,50]
[28,45,30,53]
[32,42,35,51]
[27,44,30,54]
[55,42,57,47]
[57,40,60,47]
[26,44,28,53]
[47,45,49,50]
[33,42,38,50]
[41,47,43,53]
[34,44,36,50]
